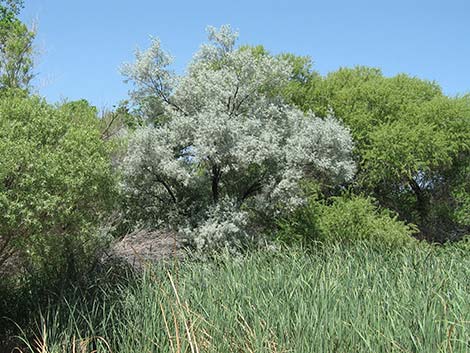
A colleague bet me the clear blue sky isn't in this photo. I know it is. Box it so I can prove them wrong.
[21,0,470,108]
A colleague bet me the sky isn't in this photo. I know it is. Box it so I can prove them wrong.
[21,0,470,108]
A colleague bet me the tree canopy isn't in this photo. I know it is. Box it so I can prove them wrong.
[121,25,356,250]
[0,0,34,92]
[285,66,470,241]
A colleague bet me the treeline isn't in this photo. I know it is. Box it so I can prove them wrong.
[0,2,469,348]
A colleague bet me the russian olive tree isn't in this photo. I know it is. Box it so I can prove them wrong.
[121,26,356,250]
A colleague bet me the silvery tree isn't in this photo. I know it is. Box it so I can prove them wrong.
[121,25,356,250]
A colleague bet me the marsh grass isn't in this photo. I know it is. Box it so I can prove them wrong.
[15,242,470,352]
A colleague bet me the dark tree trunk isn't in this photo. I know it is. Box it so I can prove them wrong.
[409,177,430,239]
[211,165,221,203]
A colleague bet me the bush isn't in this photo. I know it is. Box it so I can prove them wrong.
[277,194,417,246]
[0,95,117,282]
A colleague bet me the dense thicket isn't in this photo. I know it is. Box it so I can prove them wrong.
[0,95,116,279]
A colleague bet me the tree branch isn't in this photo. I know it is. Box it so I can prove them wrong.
[211,164,221,204]
[150,170,177,204]
[239,181,262,204]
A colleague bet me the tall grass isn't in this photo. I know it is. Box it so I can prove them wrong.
[16,242,470,352]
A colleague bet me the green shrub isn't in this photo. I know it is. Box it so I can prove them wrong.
[277,194,417,246]
[318,195,417,245]
[0,95,117,282]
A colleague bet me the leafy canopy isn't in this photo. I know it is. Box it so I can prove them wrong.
[286,66,470,241]
[121,25,356,250]
[0,0,34,92]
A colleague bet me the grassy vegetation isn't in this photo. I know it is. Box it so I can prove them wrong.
[15,242,470,353]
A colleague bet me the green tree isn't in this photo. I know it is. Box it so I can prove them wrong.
[0,95,117,276]
[0,0,34,92]
[287,66,470,241]
[0,0,24,16]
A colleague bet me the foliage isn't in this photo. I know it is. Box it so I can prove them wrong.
[180,197,252,252]
[277,194,417,246]
[120,37,173,125]
[316,195,417,245]
[445,154,470,231]
[0,0,34,92]
[286,66,470,241]
[17,243,470,353]
[121,25,355,250]
[0,94,117,278]
[0,0,24,17]
[98,101,142,141]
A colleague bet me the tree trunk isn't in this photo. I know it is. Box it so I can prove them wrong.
[409,178,429,237]
[211,165,221,203]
